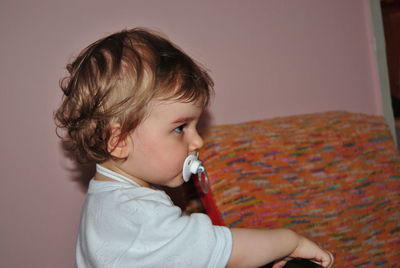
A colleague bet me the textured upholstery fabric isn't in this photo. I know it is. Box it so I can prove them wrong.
[198,111,400,267]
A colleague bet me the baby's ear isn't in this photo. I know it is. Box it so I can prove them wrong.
[107,126,130,159]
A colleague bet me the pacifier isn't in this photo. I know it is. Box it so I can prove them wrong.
[182,152,209,193]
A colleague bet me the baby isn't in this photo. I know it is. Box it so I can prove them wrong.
[55,28,333,268]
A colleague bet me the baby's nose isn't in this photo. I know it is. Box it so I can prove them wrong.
[189,131,204,152]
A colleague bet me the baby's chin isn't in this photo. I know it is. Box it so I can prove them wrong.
[163,174,186,188]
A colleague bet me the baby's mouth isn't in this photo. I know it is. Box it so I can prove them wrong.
[182,153,202,182]
[182,153,209,193]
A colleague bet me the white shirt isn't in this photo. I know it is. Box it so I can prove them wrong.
[76,179,232,268]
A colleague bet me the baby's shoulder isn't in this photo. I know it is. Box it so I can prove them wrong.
[107,185,180,222]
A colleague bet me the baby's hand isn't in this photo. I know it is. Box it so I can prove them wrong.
[272,236,334,268]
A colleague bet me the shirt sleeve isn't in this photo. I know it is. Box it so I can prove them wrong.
[77,185,232,268]
[120,195,233,268]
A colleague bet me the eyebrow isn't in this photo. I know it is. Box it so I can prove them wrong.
[171,117,196,124]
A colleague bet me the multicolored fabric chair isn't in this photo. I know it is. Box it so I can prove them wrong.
[197,111,400,267]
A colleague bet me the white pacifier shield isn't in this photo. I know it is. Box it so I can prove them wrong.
[182,154,202,182]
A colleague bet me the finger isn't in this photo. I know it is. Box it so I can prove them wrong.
[272,257,293,268]
[321,250,334,268]
[272,260,287,268]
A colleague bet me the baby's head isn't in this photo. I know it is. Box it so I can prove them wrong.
[55,28,213,163]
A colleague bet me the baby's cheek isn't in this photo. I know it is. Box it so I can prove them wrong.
[167,155,186,174]
[167,158,184,174]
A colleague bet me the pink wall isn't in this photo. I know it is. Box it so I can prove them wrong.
[0,1,383,267]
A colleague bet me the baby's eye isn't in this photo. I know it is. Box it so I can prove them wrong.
[174,124,186,133]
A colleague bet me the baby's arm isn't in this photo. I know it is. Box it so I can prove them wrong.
[227,228,333,268]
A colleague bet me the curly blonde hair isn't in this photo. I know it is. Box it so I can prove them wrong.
[54,28,213,163]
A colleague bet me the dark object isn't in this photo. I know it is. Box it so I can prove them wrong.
[391,95,400,118]
[284,258,323,268]
[260,258,323,268]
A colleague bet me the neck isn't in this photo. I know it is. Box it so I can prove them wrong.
[95,161,150,188]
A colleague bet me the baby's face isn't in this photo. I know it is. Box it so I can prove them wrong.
[121,99,204,187]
